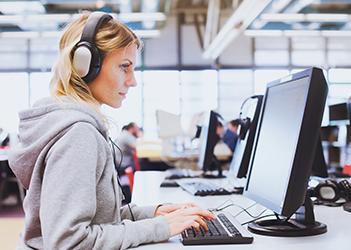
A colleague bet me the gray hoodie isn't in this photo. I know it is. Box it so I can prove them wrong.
[8,97,170,250]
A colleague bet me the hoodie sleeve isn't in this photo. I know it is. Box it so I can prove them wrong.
[120,204,159,220]
[40,123,170,250]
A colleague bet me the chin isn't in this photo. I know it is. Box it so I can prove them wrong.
[110,101,122,109]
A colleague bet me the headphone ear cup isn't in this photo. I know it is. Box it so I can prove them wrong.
[72,42,102,83]
[315,181,340,202]
[73,44,92,78]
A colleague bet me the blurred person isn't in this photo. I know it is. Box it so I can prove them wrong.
[115,122,141,172]
[223,119,240,152]
[8,11,214,250]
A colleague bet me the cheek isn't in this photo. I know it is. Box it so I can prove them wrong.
[106,70,124,90]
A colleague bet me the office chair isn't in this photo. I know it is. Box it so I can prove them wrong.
[0,159,25,208]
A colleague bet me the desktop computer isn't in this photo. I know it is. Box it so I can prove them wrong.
[181,67,328,246]
[244,67,328,236]
[174,110,245,195]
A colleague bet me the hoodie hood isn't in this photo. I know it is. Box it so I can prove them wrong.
[8,97,109,189]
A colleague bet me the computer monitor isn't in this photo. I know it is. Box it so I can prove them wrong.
[348,100,351,123]
[244,67,328,237]
[329,102,350,124]
[229,95,263,179]
[320,126,339,142]
[197,110,223,178]
[156,110,183,139]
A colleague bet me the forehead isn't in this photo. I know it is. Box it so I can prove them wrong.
[110,44,138,61]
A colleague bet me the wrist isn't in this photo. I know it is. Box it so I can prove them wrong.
[154,203,173,216]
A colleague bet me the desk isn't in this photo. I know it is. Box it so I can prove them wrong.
[132,171,351,250]
[136,141,231,162]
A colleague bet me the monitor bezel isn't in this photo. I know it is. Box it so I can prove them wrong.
[229,95,263,179]
[244,67,328,217]
[197,110,220,172]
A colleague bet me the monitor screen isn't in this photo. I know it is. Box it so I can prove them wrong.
[245,68,328,218]
[197,111,220,173]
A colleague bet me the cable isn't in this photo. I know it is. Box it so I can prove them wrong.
[239,95,262,112]
[109,137,135,222]
[210,199,266,219]
[241,213,277,226]
[110,137,123,171]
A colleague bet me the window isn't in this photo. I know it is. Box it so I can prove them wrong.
[29,72,51,106]
[255,50,289,66]
[180,70,218,114]
[328,68,351,84]
[291,50,325,67]
[218,69,253,120]
[143,70,180,138]
[0,73,29,133]
[254,69,289,94]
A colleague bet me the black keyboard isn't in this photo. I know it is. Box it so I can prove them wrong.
[177,180,243,196]
[181,213,253,245]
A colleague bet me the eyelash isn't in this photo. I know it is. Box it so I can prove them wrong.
[119,64,130,73]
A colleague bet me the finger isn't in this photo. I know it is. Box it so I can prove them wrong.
[184,207,216,219]
[191,221,200,232]
[192,215,209,231]
[183,202,198,208]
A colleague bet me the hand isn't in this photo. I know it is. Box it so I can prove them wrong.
[155,202,199,216]
[163,206,216,236]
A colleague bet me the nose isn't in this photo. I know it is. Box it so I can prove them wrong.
[126,72,137,87]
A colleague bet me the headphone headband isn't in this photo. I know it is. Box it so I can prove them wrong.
[80,12,112,44]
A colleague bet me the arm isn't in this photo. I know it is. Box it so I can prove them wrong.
[40,123,170,250]
[121,204,159,220]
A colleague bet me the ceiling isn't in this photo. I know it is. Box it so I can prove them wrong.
[1,1,351,57]
[0,0,173,38]
[248,0,351,36]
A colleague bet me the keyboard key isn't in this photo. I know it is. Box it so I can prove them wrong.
[181,213,253,245]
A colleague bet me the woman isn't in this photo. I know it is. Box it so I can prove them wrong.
[9,12,214,249]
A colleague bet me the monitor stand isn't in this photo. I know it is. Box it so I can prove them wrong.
[248,193,327,236]
[201,156,226,179]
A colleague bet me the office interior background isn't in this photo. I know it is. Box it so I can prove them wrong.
[0,0,351,249]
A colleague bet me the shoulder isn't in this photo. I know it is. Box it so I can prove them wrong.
[53,121,109,156]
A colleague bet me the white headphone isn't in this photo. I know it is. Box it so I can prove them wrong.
[72,12,112,83]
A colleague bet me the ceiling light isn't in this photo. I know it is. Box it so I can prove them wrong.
[203,0,271,59]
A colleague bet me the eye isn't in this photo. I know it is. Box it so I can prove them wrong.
[119,64,130,73]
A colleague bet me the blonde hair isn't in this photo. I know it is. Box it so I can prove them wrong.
[50,12,141,107]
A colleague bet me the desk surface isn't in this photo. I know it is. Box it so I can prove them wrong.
[132,171,351,250]
[136,141,231,161]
